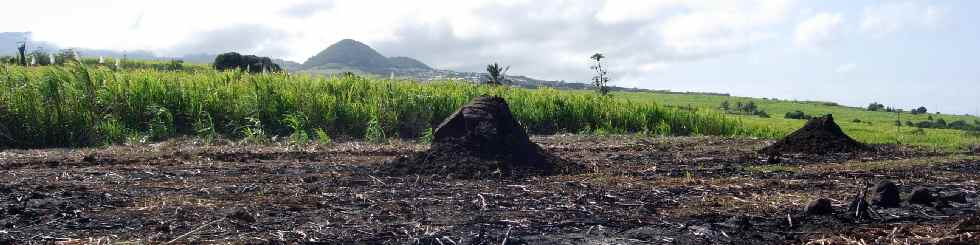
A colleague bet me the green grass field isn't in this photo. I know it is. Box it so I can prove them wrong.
[616,92,980,150]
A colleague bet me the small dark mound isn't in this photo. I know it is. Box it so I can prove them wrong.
[761,114,868,154]
[907,187,935,205]
[380,96,583,179]
[873,180,901,208]
[804,198,833,215]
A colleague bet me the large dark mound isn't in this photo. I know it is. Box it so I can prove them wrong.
[762,114,868,154]
[381,96,582,179]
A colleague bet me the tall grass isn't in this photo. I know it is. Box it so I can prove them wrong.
[0,63,746,149]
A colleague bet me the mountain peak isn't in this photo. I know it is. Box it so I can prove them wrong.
[302,39,390,72]
[301,39,433,74]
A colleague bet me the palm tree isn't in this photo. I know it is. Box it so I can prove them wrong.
[590,53,610,95]
[590,53,604,62]
[486,63,509,85]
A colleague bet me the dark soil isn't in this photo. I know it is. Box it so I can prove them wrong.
[762,114,869,154]
[380,96,581,179]
[0,135,977,244]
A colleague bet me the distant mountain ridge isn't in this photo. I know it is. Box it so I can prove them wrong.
[1,33,650,92]
[294,39,653,92]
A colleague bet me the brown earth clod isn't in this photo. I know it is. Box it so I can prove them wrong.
[761,114,868,155]
[379,96,583,179]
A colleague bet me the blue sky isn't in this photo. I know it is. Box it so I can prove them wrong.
[2,0,977,115]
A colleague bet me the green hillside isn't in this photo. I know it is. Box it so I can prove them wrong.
[616,91,980,150]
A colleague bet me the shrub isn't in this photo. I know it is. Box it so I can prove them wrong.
[948,120,972,130]
[784,110,809,120]
[314,128,333,145]
[910,106,928,115]
[915,121,934,128]
[419,127,433,144]
[241,117,267,144]
[365,119,386,144]
[282,113,310,145]
[737,101,758,113]
[867,102,885,111]
[852,119,862,123]
[213,52,281,73]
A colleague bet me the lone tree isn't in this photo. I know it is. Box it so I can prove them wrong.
[867,102,885,111]
[590,53,610,95]
[213,52,282,73]
[911,106,928,115]
[485,63,509,85]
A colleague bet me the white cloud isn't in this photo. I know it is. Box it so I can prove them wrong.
[595,1,681,24]
[638,62,671,73]
[794,12,844,47]
[860,2,948,37]
[836,63,856,73]
[655,0,796,56]
[3,0,796,82]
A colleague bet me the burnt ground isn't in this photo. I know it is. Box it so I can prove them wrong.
[0,135,977,244]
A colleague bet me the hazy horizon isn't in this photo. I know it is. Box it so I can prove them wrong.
[2,0,978,115]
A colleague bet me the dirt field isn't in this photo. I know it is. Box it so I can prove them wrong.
[0,135,977,244]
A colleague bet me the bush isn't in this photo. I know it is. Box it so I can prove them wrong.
[419,127,433,144]
[852,119,862,123]
[737,101,758,113]
[314,128,332,145]
[867,102,885,111]
[365,119,387,144]
[753,110,770,118]
[910,106,928,115]
[948,120,972,130]
[213,52,281,73]
[784,110,809,120]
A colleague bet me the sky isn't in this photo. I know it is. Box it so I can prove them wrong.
[2,0,978,115]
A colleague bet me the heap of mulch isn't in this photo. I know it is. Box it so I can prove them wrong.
[762,114,868,154]
[380,96,583,179]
